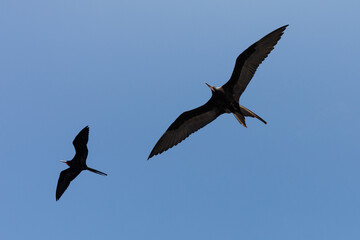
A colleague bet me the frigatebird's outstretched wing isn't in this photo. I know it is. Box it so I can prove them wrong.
[56,168,81,201]
[223,25,288,100]
[148,101,223,159]
[73,126,89,164]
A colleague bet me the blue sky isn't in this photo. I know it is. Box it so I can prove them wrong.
[1,0,360,239]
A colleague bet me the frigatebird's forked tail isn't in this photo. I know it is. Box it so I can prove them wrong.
[233,105,267,128]
[239,105,267,125]
[233,111,247,128]
[87,167,107,176]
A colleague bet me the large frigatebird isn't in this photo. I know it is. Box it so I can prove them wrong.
[148,25,288,159]
[56,126,107,201]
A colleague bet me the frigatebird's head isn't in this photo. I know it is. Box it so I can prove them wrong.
[205,82,216,93]
[60,160,69,166]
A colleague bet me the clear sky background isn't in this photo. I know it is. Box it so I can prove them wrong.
[1,0,359,239]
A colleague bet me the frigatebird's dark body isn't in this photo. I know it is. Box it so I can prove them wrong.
[56,126,107,201]
[148,25,288,159]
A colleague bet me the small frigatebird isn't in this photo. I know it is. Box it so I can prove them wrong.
[148,25,288,159]
[56,126,107,201]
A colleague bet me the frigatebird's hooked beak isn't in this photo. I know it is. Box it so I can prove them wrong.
[204,82,215,92]
[60,160,68,166]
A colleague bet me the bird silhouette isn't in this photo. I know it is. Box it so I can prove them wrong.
[56,126,107,201]
[148,25,288,159]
